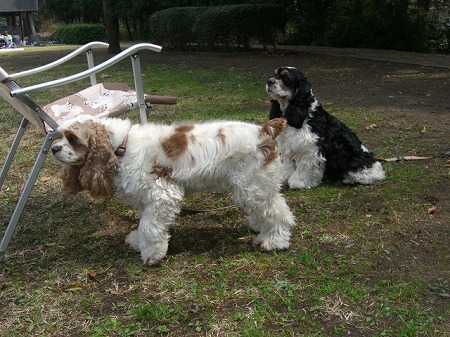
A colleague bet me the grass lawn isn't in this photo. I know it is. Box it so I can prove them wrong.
[0,44,449,336]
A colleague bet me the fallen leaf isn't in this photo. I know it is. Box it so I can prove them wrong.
[365,124,378,130]
[427,205,437,214]
[421,126,427,134]
[64,284,84,292]
[85,268,97,280]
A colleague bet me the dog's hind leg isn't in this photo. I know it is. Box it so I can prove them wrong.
[233,179,296,251]
[253,193,296,251]
[125,183,184,266]
[343,161,386,185]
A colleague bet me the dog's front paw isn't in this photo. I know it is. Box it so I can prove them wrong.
[140,240,169,266]
[288,178,319,190]
[125,231,140,252]
[141,250,166,266]
[253,238,290,251]
[144,257,163,266]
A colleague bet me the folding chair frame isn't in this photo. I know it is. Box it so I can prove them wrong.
[0,42,167,261]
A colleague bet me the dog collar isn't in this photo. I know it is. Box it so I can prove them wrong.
[115,135,128,157]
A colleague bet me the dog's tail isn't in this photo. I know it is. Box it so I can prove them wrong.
[261,118,286,139]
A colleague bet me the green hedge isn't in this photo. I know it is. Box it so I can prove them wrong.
[150,7,207,48]
[55,24,106,44]
[150,4,286,50]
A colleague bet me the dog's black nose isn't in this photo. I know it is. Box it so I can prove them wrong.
[51,145,61,155]
[267,78,276,86]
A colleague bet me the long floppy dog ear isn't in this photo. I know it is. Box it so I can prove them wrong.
[291,71,312,101]
[283,104,309,129]
[60,165,83,195]
[269,99,283,119]
[287,71,313,129]
[78,121,118,198]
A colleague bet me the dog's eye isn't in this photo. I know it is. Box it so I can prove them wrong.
[66,133,79,145]
[280,75,292,85]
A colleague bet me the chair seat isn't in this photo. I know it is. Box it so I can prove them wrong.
[43,83,140,130]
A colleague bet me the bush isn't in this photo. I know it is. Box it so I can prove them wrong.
[150,7,206,48]
[55,24,106,44]
[150,4,287,50]
[319,0,448,52]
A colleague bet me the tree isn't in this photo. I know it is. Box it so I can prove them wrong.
[103,0,121,53]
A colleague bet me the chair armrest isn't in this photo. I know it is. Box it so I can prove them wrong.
[10,43,162,97]
[9,42,109,79]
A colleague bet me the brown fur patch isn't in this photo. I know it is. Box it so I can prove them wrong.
[151,164,174,182]
[175,125,195,133]
[280,69,290,76]
[217,128,226,145]
[81,122,117,197]
[61,121,117,198]
[260,118,286,139]
[258,138,279,167]
[162,125,194,160]
[60,165,83,195]
[63,129,89,161]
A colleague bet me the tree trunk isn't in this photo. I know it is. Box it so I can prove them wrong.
[124,18,133,41]
[103,0,121,54]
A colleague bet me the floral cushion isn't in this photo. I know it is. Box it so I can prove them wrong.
[43,83,140,130]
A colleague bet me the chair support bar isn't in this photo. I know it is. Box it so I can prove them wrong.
[10,43,162,96]
[0,130,61,261]
[4,79,59,131]
[9,42,109,79]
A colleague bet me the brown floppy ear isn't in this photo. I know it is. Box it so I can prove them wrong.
[78,121,118,198]
[60,165,83,195]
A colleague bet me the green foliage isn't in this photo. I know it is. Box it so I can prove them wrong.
[55,23,106,44]
[39,0,449,53]
[40,0,103,24]
[150,7,207,48]
[150,4,287,50]
[284,0,449,53]
[320,0,428,51]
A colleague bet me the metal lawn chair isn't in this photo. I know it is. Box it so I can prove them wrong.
[0,41,176,261]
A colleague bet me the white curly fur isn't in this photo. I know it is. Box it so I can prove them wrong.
[52,115,295,266]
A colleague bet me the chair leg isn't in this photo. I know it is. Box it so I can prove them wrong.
[0,117,29,189]
[0,131,58,261]
[130,52,148,124]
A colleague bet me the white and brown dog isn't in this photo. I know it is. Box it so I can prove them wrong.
[266,66,385,189]
[51,115,296,265]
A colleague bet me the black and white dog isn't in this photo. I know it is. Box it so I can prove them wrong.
[266,66,385,189]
